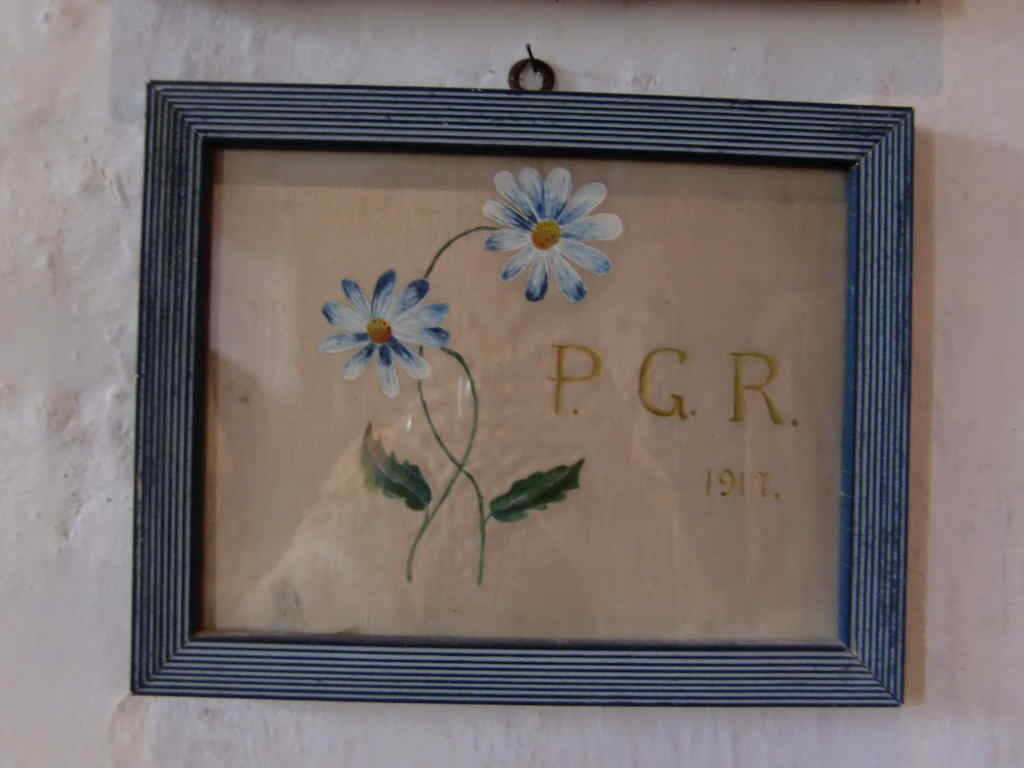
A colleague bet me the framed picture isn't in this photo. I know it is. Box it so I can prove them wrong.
[133,82,912,705]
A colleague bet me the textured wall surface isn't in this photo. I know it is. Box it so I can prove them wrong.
[1,0,1022,765]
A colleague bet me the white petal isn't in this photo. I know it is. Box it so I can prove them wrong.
[484,228,530,252]
[517,167,545,220]
[500,245,535,281]
[494,170,539,221]
[524,254,549,301]
[556,239,612,275]
[395,302,448,331]
[557,182,607,224]
[320,332,370,353]
[321,302,366,331]
[396,326,450,348]
[551,254,586,303]
[483,199,532,230]
[370,270,397,318]
[376,345,399,398]
[393,279,430,316]
[561,213,623,241]
[341,279,371,318]
[543,167,572,220]
[341,343,374,380]
[388,339,431,379]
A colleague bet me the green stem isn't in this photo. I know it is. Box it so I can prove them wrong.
[405,348,485,582]
[477,509,487,586]
[423,225,497,280]
[403,224,496,584]
[405,510,434,583]
[443,351,486,586]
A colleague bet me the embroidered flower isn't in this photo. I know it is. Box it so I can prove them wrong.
[483,167,623,302]
[320,270,449,398]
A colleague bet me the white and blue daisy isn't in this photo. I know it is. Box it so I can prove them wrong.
[320,270,450,398]
[482,166,623,302]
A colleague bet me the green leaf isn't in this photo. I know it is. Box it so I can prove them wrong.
[489,459,584,523]
[360,424,432,511]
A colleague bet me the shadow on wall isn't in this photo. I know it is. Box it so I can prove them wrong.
[904,123,1024,706]
[905,124,934,705]
[907,128,1024,710]
[107,0,954,123]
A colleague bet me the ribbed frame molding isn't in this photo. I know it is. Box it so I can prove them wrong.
[134,83,912,705]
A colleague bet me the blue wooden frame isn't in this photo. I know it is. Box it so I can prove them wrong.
[133,82,912,705]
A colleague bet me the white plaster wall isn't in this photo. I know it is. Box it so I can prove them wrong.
[1,0,1021,765]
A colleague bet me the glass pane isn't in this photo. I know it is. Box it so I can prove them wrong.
[201,149,847,643]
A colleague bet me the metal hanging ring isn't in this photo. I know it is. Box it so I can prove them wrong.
[508,50,555,92]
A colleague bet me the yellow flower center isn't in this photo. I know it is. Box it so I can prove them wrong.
[366,317,392,344]
[531,219,561,250]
